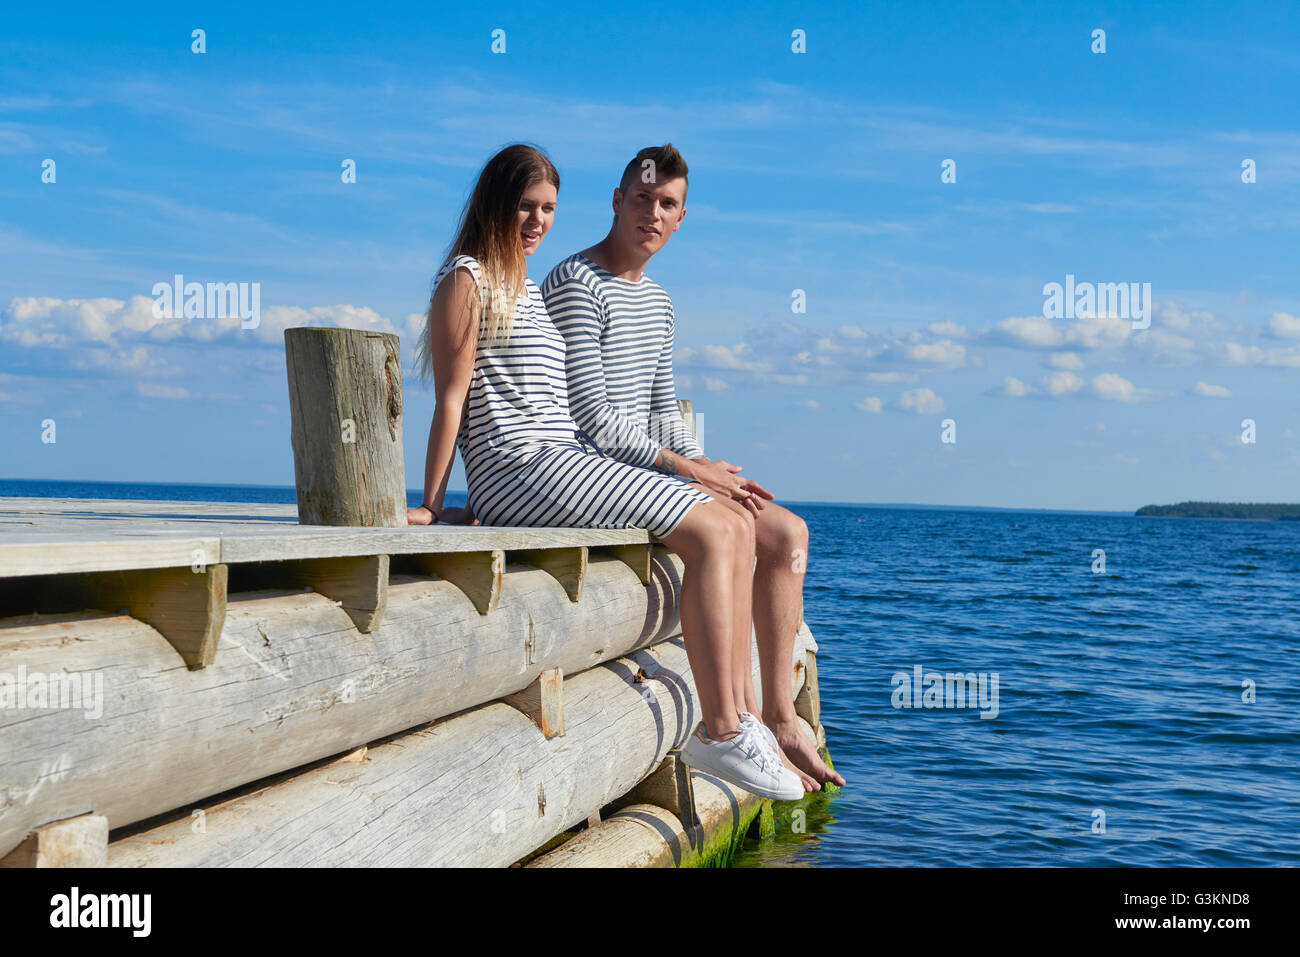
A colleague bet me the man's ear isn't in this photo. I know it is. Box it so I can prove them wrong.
[612,187,623,219]
[672,204,687,233]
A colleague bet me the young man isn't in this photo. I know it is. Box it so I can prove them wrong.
[541,144,844,788]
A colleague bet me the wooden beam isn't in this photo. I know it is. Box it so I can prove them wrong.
[233,555,389,632]
[516,547,586,603]
[504,667,565,738]
[64,564,227,670]
[0,814,108,868]
[793,650,821,729]
[624,752,698,833]
[597,544,651,585]
[412,550,503,614]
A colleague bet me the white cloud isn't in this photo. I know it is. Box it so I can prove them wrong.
[986,313,1132,351]
[699,343,772,372]
[1155,301,1217,331]
[903,339,966,366]
[404,311,426,343]
[1043,371,1085,396]
[864,371,915,383]
[989,315,1064,348]
[136,382,194,400]
[988,376,1031,398]
[795,399,819,409]
[1048,352,1083,370]
[855,396,882,413]
[1,295,401,350]
[1270,312,1300,338]
[837,325,868,339]
[926,320,968,339]
[1091,372,1154,402]
[1191,380,1232,398]
[898,387,945,414]
[704,377,728,392]
[1221,340,1300,367]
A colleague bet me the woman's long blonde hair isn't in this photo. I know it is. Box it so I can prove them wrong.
[413,144,560,385]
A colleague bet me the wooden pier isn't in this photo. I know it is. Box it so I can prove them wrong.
[1,328,832,867]
[0,496,831,867]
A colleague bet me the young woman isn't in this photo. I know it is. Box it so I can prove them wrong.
[408,144,803,800]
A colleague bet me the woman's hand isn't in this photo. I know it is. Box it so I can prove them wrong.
[406,505,437,526]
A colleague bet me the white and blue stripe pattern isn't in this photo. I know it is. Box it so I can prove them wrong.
[540,253,706,468]
[431,255,710,538]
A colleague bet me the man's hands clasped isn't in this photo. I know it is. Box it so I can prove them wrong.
[682,457,775,517]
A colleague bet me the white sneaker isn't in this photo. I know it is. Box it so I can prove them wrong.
[739,711,783,762]
[680,721,804,801]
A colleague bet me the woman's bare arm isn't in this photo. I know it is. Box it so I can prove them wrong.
[407,267,480,526]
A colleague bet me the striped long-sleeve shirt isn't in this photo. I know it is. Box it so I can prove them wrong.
[541,252,705,468]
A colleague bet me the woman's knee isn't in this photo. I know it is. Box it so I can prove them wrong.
[670,500,739,559]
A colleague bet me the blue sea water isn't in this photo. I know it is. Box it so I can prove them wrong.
[4,479,1297,867]
[733,502,1300,868]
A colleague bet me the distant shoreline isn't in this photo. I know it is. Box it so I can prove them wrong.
[1136,502,1300,520]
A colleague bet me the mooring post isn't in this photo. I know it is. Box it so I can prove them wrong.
[284,327,407,527]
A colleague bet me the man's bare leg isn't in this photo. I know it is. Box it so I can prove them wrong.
[752,503,845,786]
[688,484,820,791]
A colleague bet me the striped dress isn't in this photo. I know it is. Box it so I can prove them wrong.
[432,255,710,538]
[540,253,705,469]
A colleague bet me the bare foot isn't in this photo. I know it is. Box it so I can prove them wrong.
[767,716,845,787]
[743,712,818,792]
[779,746,820,793]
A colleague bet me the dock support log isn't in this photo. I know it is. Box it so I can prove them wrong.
[63,564,228,670]
[505,667,565,738]
[793,649,821,730]
[598,544,651,585]
[413,550,504,614]
[233,555,389,633]
[0,556,687,859]
[516,548,586,603]
[621,752,699,837]
[0,814,109,868]
[103,631,812,867]
[284,327,406,528]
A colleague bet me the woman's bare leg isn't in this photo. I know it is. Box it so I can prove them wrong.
[659,501,743,740]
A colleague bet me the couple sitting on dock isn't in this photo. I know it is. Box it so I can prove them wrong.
[407,143,843,802]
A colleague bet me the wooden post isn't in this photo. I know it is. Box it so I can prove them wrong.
[676,398,696,437]
[285,327,406,528]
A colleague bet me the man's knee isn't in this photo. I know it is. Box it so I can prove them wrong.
[757,506,808,564]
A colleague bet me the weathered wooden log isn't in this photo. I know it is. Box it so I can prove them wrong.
[106,630,811,867]
[284,327,405,527]
[0,553,688,858]
[0,813,108,868]
[531,716,819,868]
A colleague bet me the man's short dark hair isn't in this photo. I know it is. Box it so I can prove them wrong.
[618,144,689,196]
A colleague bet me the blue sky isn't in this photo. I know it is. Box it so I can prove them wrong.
[2,1,1298,510]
